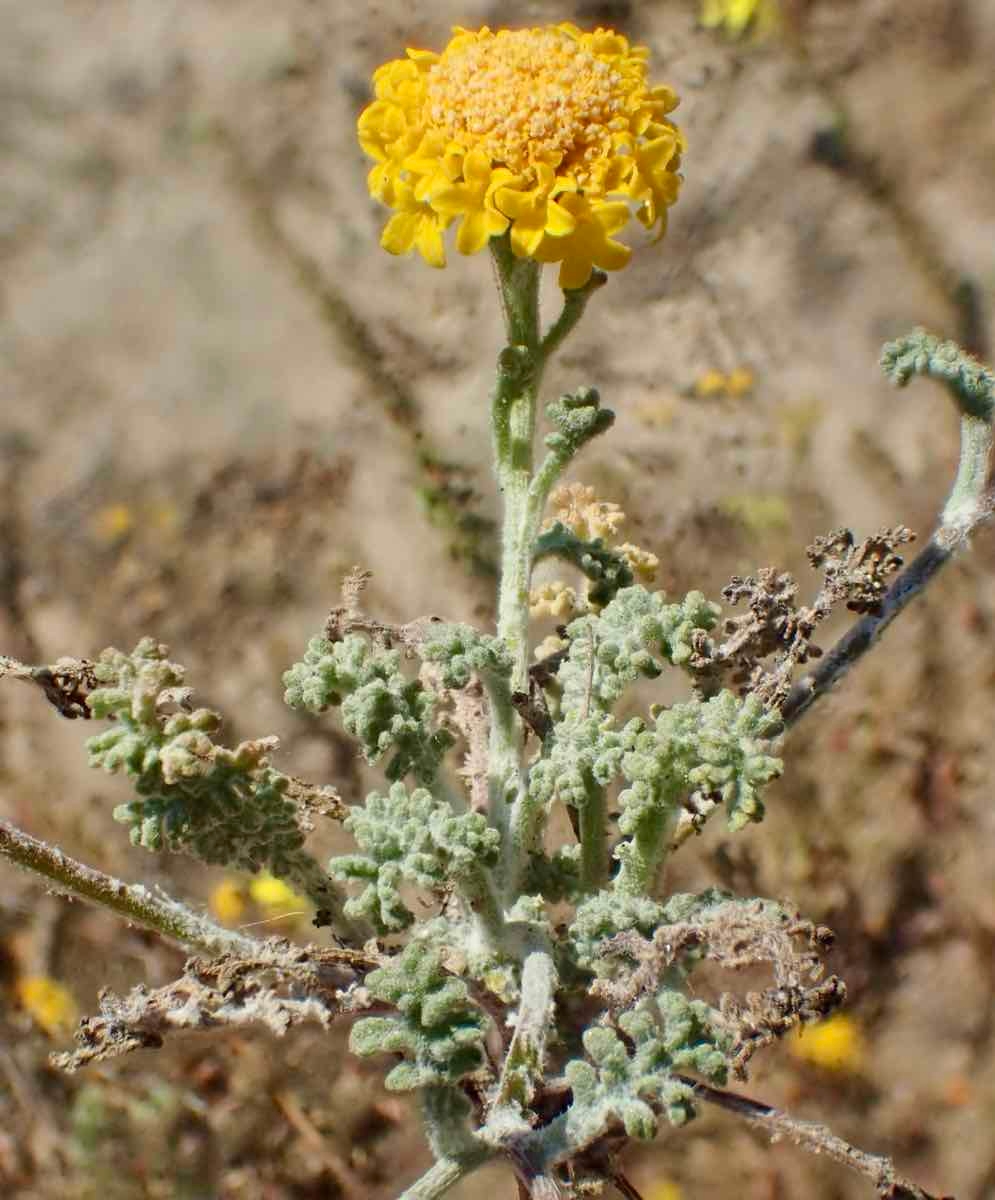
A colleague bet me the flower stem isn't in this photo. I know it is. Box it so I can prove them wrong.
[487,238,609,899]
[488,239,543,888]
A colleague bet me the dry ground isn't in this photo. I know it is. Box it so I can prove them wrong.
[1,1,994,1197]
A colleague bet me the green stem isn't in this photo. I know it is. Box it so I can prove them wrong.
[0,818,257,957]
[397,1156,489,1200]
[784,332,995,728]
[491,937,558,1112]
[487,237,608,899]
[488,239,542,890]
[491,243,542,694]
[577,781,608,893]
[612,803,680,897]
[411,1087,492,1199]
[943,410,993,532]
[539,270,606,360]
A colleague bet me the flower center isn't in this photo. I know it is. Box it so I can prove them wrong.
[425,28,624,174]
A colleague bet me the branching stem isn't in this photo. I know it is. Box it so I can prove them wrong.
[784,331,994,727]
[677,1075,952,1200]
[0,818,257,957]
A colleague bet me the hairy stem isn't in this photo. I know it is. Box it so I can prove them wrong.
[410,1087,492,1199]
[677,1075,949,1200]
[491,938,558,1112]
[487,238,608,899]
[577,781,608,893]
[782,537,952,728]
[785,332,994,727]
[613,802,680,897]
[540,271,606,361]
[0,818,257,957]
[488,239,542,887]
[397,1156,488,1200]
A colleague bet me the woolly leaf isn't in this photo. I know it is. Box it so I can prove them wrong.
[331,781,500,933]
[350,943,489,1091]
[283,634,453,783]
[86,640,335,908]
[561,989,729,1150]
[556,587,720,718]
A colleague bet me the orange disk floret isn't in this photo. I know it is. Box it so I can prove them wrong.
[357,23,685,288]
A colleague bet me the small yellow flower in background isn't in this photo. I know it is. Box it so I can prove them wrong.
[719,492,791,535]
[530,581,579,619]
[635,396,677,428]
[726,366,755,397]
[359,24,685,287]
[790,1014,865,1073]
[700,0,781,38]
[644,1180,683,1200]
[210,877,248,925]
[693,369,729,399]
[149,501,180,534]
[91,503,135,543]
[693,368,755,399]
[547,483,626,541]
[16,975,77,1037]
[249,874,309,920]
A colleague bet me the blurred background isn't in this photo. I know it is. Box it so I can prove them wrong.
[1,1,994,1197]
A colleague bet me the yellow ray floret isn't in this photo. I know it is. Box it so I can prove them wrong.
[358,24,685,287]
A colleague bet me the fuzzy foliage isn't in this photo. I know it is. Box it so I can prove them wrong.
[331,782,500,932]
[420,623,513,690]
[87,640,319,889]
[283,634,453,783]
[349,942,489,1091]
[563,991,729,1145]
[533,523,635,608]
[528,715,636,815]
[557,587,720,717]
[881,328,995,416]
[543,387,615,466]
[620,691,782,834]
[569,889,729,972]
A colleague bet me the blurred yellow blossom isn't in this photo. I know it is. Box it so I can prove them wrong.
[91,503,135,543]
[694,369,729,398]
[790,1014,865,1073]
[726,366,755,396]
[210,877,248,925]
[249,874,309,920]
[358,24,685,287]
[16,975,77,1037]
[644,1180,683,1200]
[701,0,780,38]
[693,368,754,399]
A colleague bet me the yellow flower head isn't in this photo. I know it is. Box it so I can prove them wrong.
[359,24,685,288]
